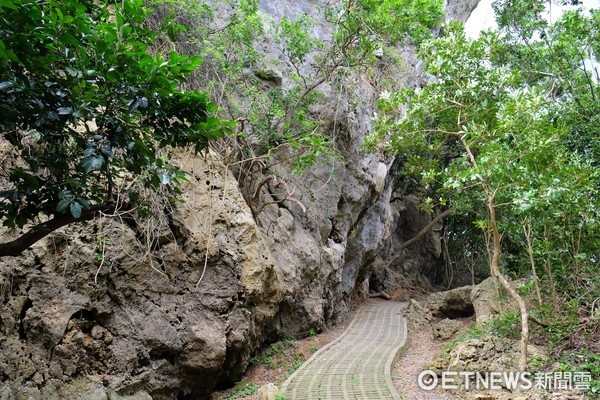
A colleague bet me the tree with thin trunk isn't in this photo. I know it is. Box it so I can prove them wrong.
[367,22,595,370]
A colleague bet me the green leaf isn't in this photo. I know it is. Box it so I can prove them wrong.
[56,198,71,213]
[83,146,97,157]
[82,156,105,172]
[70,201,82,219]
[0,0,18,10]
[76,196,91,209]
[57,107,73,115]
[158,173,170,184]
[0,81,13,90]
[128,96,148,113]
[58,190,72,200]
[0,0,224,249]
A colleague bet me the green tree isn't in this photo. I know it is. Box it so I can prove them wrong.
[493,0,600,169]
[148,0,444,217]
[368,22,597,370]
[0,0,230,257]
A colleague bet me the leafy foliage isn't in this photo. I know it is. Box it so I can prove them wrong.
[487,1,600,327]
[250,336,297,369]
[493,0,600,169]
[367,5,599,372]
[362,0,444,45]
[224,380,259,400]
[370,23,596,221]
[0,0,229,238]
[139,0,442,221]
[148,0,444,174]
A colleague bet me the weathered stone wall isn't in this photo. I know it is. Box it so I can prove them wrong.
[0,153,282,399]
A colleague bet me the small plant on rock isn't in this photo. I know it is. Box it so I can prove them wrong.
[225,381,259,400]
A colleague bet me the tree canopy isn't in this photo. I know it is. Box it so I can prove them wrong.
[367,0,599,372]
[0,0,230,256]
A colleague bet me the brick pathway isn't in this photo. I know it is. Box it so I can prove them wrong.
[282,301,408,400]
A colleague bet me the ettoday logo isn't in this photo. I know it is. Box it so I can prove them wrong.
[417,370,592,391]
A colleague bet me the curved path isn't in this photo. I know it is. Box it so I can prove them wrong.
[282,301,408,400]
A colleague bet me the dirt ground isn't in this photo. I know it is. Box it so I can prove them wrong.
[392,322,468,400]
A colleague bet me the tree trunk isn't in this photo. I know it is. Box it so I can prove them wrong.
[488,200,529,371]
[523,218,543,306]
[397,208,452,253]
[0,203,118,257]
[461,137,529,371]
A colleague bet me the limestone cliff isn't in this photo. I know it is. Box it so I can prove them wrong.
[0,0,479,399]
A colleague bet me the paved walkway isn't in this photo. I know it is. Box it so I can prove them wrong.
[282,301,408,400]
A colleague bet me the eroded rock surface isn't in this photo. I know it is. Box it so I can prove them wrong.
[0,154,281,399]
[432,318,464,340]
[471,276,531,327]
[430,336,547,398]
[426,285,475,319]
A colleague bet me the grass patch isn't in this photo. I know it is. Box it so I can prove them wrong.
[251,336,298,369]
[224,381,259,400]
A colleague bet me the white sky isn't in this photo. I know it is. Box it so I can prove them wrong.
[465,0,600,38]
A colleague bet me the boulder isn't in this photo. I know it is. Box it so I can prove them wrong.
[433,335,546,376]
[425,285,475,319]
[471,277,526,326]
[402,299,433,331]
[257,383,280,400]
[0,153,281,399]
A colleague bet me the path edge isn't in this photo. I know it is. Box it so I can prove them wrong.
[385,310,409,400]
[280,303,366,394]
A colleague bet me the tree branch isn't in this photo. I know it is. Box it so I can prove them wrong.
[529,314,551,328]
[398,208,452,253]
[0,203,118,257]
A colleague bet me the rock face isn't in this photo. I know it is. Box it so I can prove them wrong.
[0,0,479,398]
[431,335,545,380]
[257,383,280,400]
[425,285,475,319]
[402,299,434,331]
[0,154,281,399]
[444,0,481,22]
[432,318,464,340]
[471,276,532,327]
[370,194,445,293]
[430,335,547,400]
